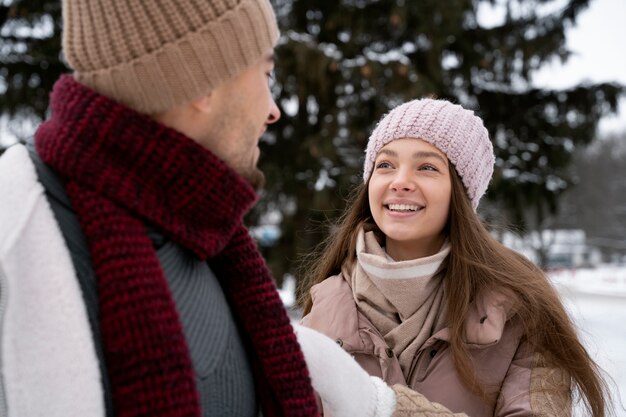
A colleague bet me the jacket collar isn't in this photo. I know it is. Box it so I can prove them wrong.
[307,264,515,351]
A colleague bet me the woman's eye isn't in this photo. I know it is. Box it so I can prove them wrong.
[420,164,438,172]
[375,161,392,169]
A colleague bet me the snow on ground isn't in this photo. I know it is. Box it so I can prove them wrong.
[551,267,626,416]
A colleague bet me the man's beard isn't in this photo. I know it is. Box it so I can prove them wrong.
[242,166,265,191]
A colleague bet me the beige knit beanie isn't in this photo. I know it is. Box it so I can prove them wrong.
[62,0,280,114]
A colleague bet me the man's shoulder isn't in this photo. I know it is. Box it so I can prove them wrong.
[0,144,45,242]
[22,140,74,209]
[0,143,38,186]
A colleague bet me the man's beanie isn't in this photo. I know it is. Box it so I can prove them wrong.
[363,99,495,210]
[62,0,279,114]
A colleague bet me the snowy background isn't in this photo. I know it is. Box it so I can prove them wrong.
[552,267,626,416]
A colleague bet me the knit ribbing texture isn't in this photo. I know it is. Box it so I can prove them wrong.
[35,75,319,417]
[363,99,495,209]
[62,0,279,113]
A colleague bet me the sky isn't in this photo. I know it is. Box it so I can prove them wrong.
[530,0,626,135]
[476,0,626,136]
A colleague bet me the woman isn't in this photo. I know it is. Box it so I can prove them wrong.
[297,98,610,416]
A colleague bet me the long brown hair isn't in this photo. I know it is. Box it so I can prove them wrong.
[297,164,611,417]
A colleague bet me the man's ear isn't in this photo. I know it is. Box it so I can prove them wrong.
[151,93,212,139]
[189,93,213,114]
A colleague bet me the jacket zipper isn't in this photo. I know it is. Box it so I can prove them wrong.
[0,264,9,416]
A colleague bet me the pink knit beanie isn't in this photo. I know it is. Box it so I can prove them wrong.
[363,98,495,209]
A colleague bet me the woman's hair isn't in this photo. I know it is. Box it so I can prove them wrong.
[297,164,611,417]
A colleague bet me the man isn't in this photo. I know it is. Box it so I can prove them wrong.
[0,0,319,416]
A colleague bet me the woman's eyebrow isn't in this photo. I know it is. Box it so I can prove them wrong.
[377,149,398,158]
[377,149,447,164]
[412,151,447,164]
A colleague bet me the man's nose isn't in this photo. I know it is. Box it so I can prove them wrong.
[267,99,281,124]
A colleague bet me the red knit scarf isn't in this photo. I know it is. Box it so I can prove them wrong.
[35,75,318,417]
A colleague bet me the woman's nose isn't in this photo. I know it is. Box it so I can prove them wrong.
[390,170,415,192]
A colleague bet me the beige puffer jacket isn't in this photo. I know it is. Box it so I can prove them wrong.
[301,268,572,417]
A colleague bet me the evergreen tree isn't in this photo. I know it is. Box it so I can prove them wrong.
[255,0,622,280]
[554,133,626,261]
[0,0,65,142]
[1,0,623,280]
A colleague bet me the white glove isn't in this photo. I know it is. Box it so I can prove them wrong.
[293,324,396,417]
